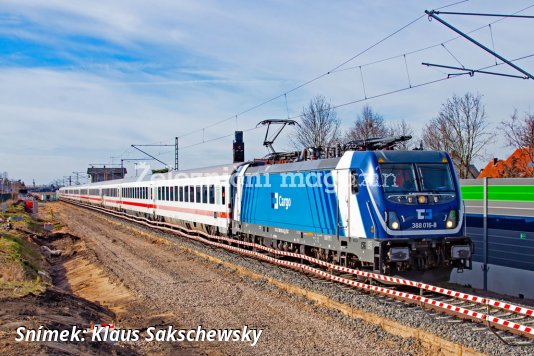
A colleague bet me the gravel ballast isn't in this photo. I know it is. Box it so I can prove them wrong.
[64,202,534,355]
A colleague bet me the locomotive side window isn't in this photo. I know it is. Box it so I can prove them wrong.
[351,170,359,194]
[222,186,226,205]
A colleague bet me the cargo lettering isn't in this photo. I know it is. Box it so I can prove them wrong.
[272,193,291,210]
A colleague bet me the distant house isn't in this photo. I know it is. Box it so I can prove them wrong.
[449,153,479,179]
[478,148,534,178]
[87,167,127,182]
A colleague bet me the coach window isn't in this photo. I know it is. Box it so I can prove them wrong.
[179,187,183,202]
[174,186,178,201]
[196,186,201,203]
[189,186,194,203]
[209,185,215,204]
[158,187,161,200]
[202,185,208,204]
[170,186,174,201]
[222,186,226,205]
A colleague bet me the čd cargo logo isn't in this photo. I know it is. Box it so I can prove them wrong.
[416,209,432,220]
[271,192,291,210]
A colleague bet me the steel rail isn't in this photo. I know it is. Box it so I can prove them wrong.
[60,197,534,341]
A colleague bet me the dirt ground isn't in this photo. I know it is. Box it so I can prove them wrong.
[0,202,426,355]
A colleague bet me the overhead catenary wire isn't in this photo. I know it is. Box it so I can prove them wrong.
[169,53,534,157]
[176,12,429,140]
[113,1,534,166]
[333,3,534,73]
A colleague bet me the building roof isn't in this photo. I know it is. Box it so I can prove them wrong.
[478,148,534,178]
[87,167,127,175]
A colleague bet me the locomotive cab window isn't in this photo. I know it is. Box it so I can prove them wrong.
[379,164,418,192]
[417,164,454,192]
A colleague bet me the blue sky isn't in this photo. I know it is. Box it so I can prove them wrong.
[0,0,533,184]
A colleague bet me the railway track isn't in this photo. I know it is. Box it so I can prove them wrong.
[62,199,534,345]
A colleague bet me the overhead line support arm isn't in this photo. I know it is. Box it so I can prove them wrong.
[425,10,534,80]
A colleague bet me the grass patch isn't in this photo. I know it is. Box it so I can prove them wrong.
[0,232,47,297]
[0,233,41,272]
[0,278,46,297]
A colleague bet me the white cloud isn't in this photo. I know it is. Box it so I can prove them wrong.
[0,0,533,183]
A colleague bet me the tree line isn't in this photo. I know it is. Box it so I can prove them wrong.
[291,94,534,178]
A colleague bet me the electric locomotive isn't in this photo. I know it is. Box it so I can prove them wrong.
[232,148,472,280]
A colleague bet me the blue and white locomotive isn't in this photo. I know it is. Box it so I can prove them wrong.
[233,149,472,278]
[59,137,472,280]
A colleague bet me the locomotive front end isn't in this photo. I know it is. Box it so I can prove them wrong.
[373,151,472,276]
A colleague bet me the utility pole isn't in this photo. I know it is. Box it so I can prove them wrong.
[72,172,85,185]
[175,136,179,171]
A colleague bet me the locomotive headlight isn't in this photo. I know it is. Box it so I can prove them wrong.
[418,195,427,204]
[446,210,458,229]
[388,211,400,230]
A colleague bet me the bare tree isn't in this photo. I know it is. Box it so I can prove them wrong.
[389,119,415,150]
[291,95,341,149]
[346,104,389,141]
[422,93,491,179]
[500,109,534,176]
